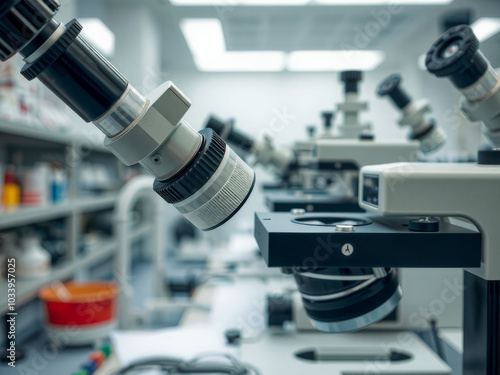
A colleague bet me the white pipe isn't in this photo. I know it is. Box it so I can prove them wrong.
[113,175,165,329]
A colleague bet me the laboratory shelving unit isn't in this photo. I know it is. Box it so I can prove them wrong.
[0,119,150,314]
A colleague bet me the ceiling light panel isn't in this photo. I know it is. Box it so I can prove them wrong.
[171,0,310,5]
[315,0,453,4]
[180,18,286,71]
[471,18,500,43]
[171,0,453,5]
[80,18,115,57]
[288,50,385,71]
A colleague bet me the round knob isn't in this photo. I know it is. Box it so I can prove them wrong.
[478,149,500,165]
[359,133,375,141]
[408,217,440,232]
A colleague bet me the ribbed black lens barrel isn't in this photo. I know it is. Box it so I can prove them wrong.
[341,71,363,94]
[426,25,489,89]
[20,19,128,123]
[206,116,255,152]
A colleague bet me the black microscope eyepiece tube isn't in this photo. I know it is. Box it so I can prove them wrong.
[426,25,489,89]
[19,19,60,58]
[0,0,257,232]
[20,19,128,123]
[206,116,255,152]
[321,111,334,130]
[340,70,363,94]
[0,0,130,126]
[377,74,412,109]
[0,0,61,61]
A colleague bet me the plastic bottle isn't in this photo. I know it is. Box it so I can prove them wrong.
[1,166,20,211]
[51,168,66,204]
[17,235,51,278]
[21,163,50,207]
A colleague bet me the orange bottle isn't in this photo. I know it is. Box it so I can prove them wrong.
[2,167,20,211]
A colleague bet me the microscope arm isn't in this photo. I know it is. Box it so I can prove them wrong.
[359,162,498,279]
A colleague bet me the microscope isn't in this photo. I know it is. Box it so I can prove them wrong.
[293,70,371,149]
[335,70,371,139]
[205,116,295,182]
[377,73,447,154]
[209,71,432,214]
[254,25,499,375]
[0,0,255,231]
[305,70,446,204]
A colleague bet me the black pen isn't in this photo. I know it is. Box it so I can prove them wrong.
[296,347,412,362]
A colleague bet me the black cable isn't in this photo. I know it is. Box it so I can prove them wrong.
[429,317,446,362]
[110,353,261,375]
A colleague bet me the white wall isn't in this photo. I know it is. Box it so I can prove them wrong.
[108,5,162,93]
[89,1,497,160]
[168,64,421,147]
[164,57,491,161]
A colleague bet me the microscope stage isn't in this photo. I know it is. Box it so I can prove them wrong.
[254,212,481,268]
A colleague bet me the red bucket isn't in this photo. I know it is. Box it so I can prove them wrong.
[39,282,117,327]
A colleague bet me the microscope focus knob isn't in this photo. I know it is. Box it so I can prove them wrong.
[478,149,500,165]
[359,133,375,141]
[426,25,487,89]
[377,74,411,109]
[340,70,363,94]
[409,217,440,232]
